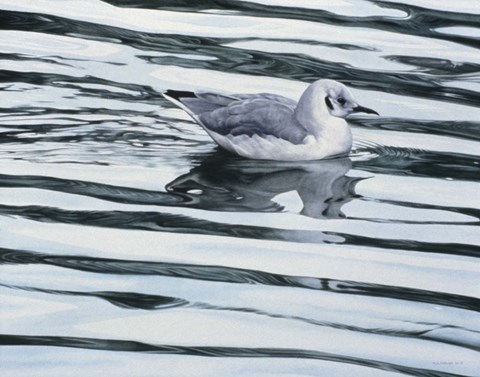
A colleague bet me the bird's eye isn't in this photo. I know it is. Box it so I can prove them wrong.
[337,97,346,106]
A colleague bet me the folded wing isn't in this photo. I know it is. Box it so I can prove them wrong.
[163,90,308,145]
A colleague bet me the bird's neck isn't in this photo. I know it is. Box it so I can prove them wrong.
[294,88,352,155]
[294,88,335,138]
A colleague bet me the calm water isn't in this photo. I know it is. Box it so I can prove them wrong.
[1,1,479,376]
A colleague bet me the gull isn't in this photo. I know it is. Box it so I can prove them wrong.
[163,79,378,161]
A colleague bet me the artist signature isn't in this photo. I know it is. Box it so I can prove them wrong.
[433,361,464,365]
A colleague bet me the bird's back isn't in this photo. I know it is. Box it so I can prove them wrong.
[163,90,308,145]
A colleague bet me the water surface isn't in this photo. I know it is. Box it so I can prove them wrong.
[0,1,479,376]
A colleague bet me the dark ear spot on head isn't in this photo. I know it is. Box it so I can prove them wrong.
[325,96,333,110]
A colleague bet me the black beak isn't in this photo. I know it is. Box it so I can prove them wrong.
[352,105,379,116]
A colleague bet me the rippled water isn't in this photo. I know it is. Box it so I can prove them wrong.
[1,1,479,376]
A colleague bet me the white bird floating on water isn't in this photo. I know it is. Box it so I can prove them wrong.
[163,79,378,161]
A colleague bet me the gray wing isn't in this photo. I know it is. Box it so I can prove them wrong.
[163,90,308,145]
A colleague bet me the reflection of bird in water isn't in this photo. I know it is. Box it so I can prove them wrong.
[166,152,363,219]
[163,79,377,161]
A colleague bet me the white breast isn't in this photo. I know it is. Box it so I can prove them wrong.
[208,129,352,161]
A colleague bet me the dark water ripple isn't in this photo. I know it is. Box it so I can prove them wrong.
[192,303,480,352]
[105,0,480,46]
[0,334,470,377]
[350,118,480,143]
[383,55,480,75]
[0,173,186,206]
[1,0,479,375]
[354,147,480,182]
[1,204,478,257]
[1,9,479,109]
[0,69,160,106]
[3,282,478,352]
[1,283,187,310]
[1,248,478,312]
[368,198,480,222]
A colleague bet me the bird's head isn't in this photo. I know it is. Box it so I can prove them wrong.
[314,79,379,119]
